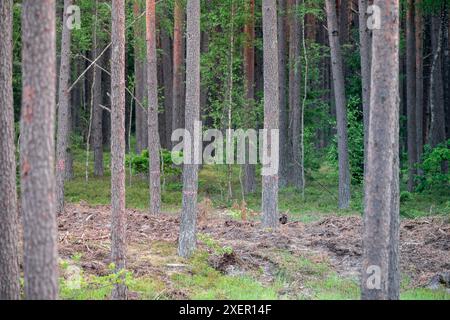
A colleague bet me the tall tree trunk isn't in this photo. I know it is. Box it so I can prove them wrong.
[111,0,127,300]
[21,0,59,300]
[146,0,161,215]
[415,0,424,164]
[243,0,257,194]
[406,0,417,192]
[339,0,349,45]
[278,0,289,188]
[288,0,304,190]
[172,0,185,138]
[93,1,104,177]
[56,0,73,214]
[161,27,173,147]
[134,0,147,154]
[261,0,280,228]
[358,0,371,176]
[361,0,400,300]
[325,0,351,209]
[178,0,201,258]
[429,13,446,148]
[0,0,20,300]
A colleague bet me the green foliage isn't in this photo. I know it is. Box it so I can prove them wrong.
[416,140,450,192]
[327,96,365,185]
[198,233,233,256]
[125,149,182,178]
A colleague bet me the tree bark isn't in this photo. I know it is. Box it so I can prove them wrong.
[278,0,289,189]
[146,0,161,215]
[358,0,371,177]
[111,0,127,300]
[178,0,201,258]
[161,27,173,148]
[361,0,400,300]
[0,0,20,300]
[406,0,417,192]
[172,0,185,138]
[56,0,73,214]
[288,0,304,190]
[429,13,446,148]
[21,0,59,300]
[261,0,280,228]
[325,0,351,209]
[243,0,257,194]
[415,0,424,164]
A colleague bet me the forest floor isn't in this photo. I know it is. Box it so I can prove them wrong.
[54,149,449,300]
[56,202,450,300]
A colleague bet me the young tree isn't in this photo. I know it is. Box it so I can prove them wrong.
[178,0,201,258]
[406,0,417,191]
[172,0,185,136]
[56,0,73,214]
[0,0,20,300]
[111,0,127,300]
[261,0,280,228]
[361,0,400,300]
[146,0,161,215]
[21,0,59,299]
[325,0,351,209]
[243,0,257,194]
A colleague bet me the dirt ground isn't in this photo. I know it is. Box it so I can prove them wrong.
[57,203,450,298]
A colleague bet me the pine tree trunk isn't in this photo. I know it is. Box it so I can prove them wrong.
[261,0,280,228]
[243,0,257,194]
[21,0,59,300]
[56,0,73,214]
[92,1,105,177]
[178,0,201,258]
[161,27,173,147]
[415,0,424,164]
[358,0,371,175]
[361,0,400,300]
[134,0,147,154]
[278,0,289,188]
[111,0,127,300]
[0,0,20,300]
[339,0,349,45]
[429,13,446,148]
[288,0,304,190]
[173,0,185,137]
[406,0,417,192]
[146,0,161,215]
[325,0,351,209]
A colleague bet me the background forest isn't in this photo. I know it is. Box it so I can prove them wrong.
[0,0,449,301]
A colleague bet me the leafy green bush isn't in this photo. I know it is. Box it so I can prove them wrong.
[126,149,182,178]
[416,140,450,192]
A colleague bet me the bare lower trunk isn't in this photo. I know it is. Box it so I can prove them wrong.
[111,0,127,300]
[361,0,400,300]
[147,0,161,215]
[56,0,73,214]
[178,0,201,258]
[415,0,424,163]
[161,27,173,147]
[21,0,59,300]
[325,0,351,209]
[0,0,20,300]
[261,0,279,229]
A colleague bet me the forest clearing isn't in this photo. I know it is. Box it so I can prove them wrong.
[0,0,449,303]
